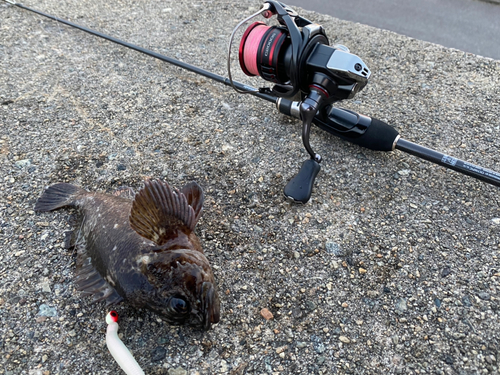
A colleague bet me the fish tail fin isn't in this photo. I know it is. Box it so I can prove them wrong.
[35,183,86,212]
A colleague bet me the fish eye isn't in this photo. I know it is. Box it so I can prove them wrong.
[169,297,189,314]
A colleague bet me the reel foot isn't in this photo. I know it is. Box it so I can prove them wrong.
[284,159,321,204]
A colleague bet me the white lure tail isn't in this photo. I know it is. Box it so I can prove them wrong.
[105,311,145,375]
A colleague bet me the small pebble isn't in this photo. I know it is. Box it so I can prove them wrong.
[151,346,166,362]
[219,360,229,373]
[395,298,407,313]
[14,159,31,168]
[441,267,451,277]
[339,336,351,344]
[38,304,57,317]
[260,308,273,320]
[292,307,303,318]
[443,355,454,365]
[306,301,317,311]
[168,367,187,375]
[41,282,51,293]
[325,241,343,256]
[477,292,491,301]
[276,346,286,354]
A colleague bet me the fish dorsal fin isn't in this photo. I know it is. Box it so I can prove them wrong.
[181,181,204,225]
[129,179,202,245]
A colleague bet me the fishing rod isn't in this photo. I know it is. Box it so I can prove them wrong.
[4,0,500,203]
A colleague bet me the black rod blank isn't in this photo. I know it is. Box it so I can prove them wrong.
[396,138,500,187]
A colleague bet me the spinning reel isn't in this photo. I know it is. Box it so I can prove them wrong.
[228,1,371,203]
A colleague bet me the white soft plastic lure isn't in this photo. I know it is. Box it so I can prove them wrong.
[105,311,145,375]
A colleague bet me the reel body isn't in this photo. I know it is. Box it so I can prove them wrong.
[229,0,372,203]
[236,1,371,101]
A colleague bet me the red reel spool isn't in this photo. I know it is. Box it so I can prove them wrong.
[239,21,290,84]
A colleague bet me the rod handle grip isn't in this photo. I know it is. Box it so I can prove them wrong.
[310,107,400,152]
[284,159,321,204]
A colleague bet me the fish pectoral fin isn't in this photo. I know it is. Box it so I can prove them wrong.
[129,179,203,245]
[91,287,124,306]
[75,262,123,305]
[75,245,123,306]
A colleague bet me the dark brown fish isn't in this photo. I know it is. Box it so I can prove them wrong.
[34,179,220,330]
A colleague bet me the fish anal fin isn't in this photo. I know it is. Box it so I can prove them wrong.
[129,179,202,245]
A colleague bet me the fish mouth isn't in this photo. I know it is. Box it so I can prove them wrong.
[200,281,220,331]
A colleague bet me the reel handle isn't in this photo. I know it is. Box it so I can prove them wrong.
[283,87,326,204]
[284,159,321,204]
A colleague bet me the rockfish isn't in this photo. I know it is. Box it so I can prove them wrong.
[34,179,220,330]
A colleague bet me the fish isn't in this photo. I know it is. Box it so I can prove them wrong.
[34,179,220,330]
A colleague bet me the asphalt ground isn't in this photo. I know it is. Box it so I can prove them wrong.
[286,0,500,60]
[0,0,499,374]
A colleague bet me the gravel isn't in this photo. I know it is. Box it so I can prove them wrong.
[1,0,499,374]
